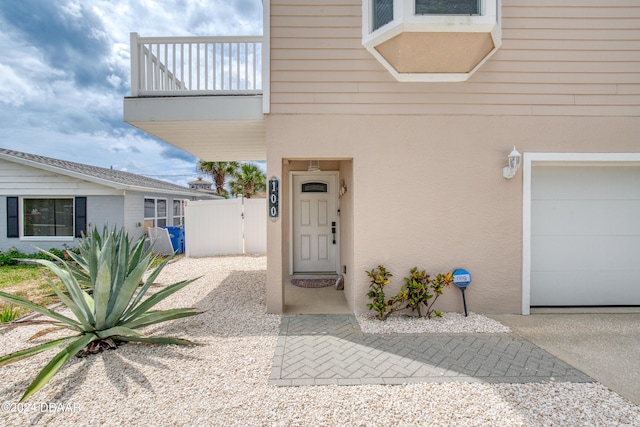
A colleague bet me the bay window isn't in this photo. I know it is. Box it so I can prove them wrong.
[364,0,501,81]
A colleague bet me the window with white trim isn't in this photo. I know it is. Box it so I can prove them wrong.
[144,198,167,233]
[363,0,501,81]
[415,0,479,15]
[373,0,393,30]
[172,200,187,226]
[23,198,74,237]
[370,0,489,33]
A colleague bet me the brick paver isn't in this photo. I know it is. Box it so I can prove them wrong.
[270,315,593,386]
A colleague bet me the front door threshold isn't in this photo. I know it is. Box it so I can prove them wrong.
[291,273,339,280]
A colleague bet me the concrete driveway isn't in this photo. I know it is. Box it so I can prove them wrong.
[489,312,640,406]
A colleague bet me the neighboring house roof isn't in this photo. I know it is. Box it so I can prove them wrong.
[0,147,220,198]
[188,177,213,186]
[187,177,219,195]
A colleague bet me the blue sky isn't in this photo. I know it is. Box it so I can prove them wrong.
[0,0,263,186]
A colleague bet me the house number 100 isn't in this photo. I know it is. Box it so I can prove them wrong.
[268,177,279,221]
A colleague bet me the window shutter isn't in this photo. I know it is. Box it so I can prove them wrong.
[74,197,87,238]
[6,197,19,238]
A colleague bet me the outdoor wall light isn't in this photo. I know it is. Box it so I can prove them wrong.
[339,180,347,198]
[502,146,522,179]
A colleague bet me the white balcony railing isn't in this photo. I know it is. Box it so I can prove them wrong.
[130,33,262,97]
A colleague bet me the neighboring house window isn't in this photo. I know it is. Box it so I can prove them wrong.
[144,198,167,233]
[23,198,74,237]
[6,197,86,239]
[172,200,187,226]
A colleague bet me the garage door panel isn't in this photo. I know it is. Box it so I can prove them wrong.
[531,165,640,307]
[531,271,640,306]
[532,235,640,271]
[532,166,640,200]
[532,200,640,236]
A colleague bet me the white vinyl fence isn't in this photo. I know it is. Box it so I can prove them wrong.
[184,198,266,257]
[243,198,268,254]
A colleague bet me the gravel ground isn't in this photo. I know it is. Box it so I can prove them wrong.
[1,255,639,426]
[357,312,512,334]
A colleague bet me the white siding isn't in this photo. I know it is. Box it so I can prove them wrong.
[0,195,125,253]
[87,196,125,234]
[0,159,121,196]
[0,160,125,252]
[123,191,191,242]
[124,192,146,241]
[0,159,200,250]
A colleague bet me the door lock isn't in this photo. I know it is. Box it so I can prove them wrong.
[331,221,336,244]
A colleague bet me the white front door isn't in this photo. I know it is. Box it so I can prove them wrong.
[292,173,338,273]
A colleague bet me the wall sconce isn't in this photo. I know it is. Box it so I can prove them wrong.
[502,146,522,179]
[339,180,347,198]
[307,160,320,171]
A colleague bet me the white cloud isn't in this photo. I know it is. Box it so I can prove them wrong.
[0,64,38,107]
[0,0,263,186]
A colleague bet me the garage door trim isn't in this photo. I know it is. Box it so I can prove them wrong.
[522,152,640,315]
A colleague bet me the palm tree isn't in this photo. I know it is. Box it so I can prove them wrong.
[229,163,266,198]
[197,161,239,197]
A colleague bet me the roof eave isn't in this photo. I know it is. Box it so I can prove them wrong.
[0,152,212,196]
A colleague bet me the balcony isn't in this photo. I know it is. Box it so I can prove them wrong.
[123,33,266,161]
[363,0,501,82]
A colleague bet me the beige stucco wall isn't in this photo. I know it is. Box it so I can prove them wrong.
[264,0,640,314]
[266,114,640,314]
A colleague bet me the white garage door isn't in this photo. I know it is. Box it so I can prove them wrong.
[531,165,640,306]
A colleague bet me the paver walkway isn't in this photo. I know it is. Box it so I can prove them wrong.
[270,315,593,386]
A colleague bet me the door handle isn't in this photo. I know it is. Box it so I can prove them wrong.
[332,221,336,244]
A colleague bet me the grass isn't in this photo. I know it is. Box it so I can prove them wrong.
[0,264,63,320]
[0,305,20,322]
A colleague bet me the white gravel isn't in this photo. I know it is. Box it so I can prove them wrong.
[1,255,638,426]
[357,312,512,334]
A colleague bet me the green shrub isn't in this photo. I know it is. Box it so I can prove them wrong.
[365,266,454,321]
[0,248,22,266]
[397,267,431,318]
[396,268,453,319]
[0,227,201,401]
[0,247,80,266]
[426,272,454,319]
[365,265,397,320]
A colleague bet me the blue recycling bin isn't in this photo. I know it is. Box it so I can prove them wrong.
[161,225,184,254]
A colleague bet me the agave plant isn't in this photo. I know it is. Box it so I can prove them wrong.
[0,227,200,401]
